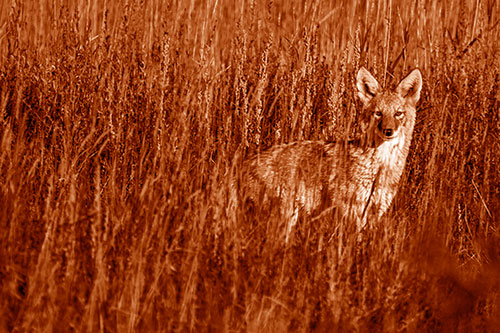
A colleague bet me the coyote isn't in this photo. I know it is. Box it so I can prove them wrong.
[239,67,422,238]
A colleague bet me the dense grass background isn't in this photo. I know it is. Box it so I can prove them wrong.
[1,0,499,331]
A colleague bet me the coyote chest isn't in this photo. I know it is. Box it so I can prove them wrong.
[340,133,408,225]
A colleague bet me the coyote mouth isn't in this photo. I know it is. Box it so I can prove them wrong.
[378,132,399,141]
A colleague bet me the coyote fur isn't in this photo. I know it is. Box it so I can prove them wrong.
[240,67,422,237]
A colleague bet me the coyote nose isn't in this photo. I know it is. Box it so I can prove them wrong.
[383,129,393,137]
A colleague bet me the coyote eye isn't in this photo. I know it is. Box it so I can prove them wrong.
[395,111,404,118]
[374,111,383,118]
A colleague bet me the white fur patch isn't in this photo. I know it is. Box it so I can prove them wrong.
[376,132,405,166]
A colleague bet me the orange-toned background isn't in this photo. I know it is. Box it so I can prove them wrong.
[0,0,499,330]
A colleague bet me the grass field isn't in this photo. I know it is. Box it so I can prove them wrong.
[1,0,500,331]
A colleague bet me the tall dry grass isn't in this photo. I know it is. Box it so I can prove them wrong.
[0,0,499,331]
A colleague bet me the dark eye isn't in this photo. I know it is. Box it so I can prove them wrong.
[395,111,404,117]
[375,111,382,117]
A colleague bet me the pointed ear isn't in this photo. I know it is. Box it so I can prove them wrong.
[396,69,422,107]
[357,67,380,106]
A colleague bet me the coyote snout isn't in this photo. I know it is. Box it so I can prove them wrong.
[377,111,400,138]
[239,67,423,239]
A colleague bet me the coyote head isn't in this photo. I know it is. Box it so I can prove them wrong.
[356,67,422,143]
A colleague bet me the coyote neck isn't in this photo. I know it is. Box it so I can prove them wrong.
[374,130,410,174]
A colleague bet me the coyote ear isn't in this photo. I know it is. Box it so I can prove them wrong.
[397,69,422,107]
[357,67,380,106]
